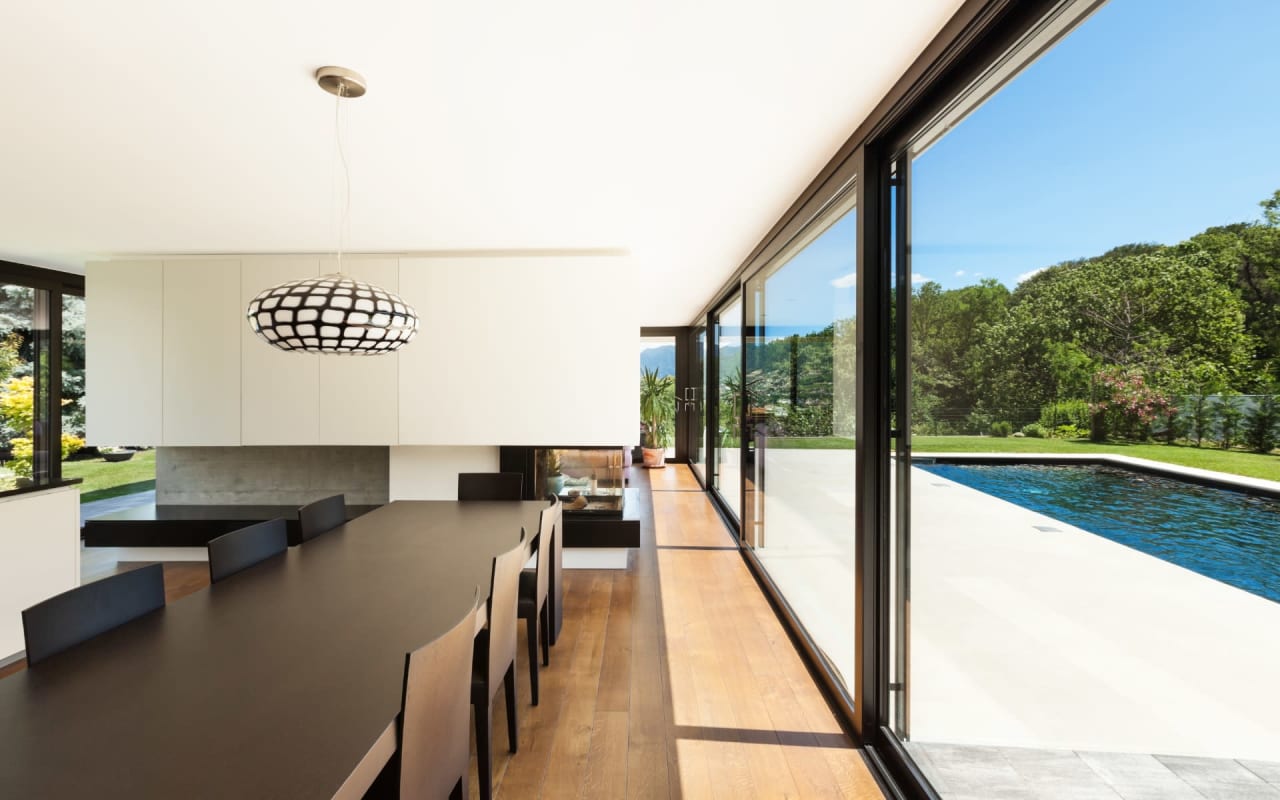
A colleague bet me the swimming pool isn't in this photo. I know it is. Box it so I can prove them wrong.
[917,462,1280,604]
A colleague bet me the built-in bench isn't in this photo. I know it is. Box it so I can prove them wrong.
[82,504,382,548]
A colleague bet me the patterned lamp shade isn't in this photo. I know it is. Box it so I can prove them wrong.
[246,274,418,355]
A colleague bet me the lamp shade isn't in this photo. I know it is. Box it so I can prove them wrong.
[246,274,418,355]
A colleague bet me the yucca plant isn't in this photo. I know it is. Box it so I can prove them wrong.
[639,367,676,450]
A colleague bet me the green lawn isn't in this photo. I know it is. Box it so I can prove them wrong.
[760,434,1280,482]
[768,436,858,450]
[64,450,157,502]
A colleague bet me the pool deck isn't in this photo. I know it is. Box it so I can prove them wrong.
[749,448,1280,762]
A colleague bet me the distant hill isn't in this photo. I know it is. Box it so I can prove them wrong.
[640,345,676,377]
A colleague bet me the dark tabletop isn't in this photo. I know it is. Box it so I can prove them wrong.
[0,500,545,799]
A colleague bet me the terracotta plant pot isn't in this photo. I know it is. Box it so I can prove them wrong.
[641,447,666,468]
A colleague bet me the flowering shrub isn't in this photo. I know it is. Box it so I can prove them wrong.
[1089,368,1175,441]
[4,434,84,479]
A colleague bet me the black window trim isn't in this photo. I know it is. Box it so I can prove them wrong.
[0,259,87,498]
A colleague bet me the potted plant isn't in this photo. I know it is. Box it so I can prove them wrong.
[545,449,564,496]
[639,367,675,468]
[100,446,135,463]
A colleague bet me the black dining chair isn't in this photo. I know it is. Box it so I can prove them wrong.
[545,494,565,646]
[457,472,523,501]
[518,498,560,705]
[22,563,165,667]
[473,533,526,800]
[398,597,479,800]
[298,494,346,543]
[207,519,288,584]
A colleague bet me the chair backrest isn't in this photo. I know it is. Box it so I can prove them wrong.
[484,532,527,691]
[457,472,523,501]
[399,595,479,800]
[548,495,564,614]
[298,494,346,543]
[533,499,560,607]
[22,563,165,667]
[207,519,288,584]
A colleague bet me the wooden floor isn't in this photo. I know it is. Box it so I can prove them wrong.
[2,468,882,798]
[482,465,882,798]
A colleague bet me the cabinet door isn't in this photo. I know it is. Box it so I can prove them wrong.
[85,260,163,445]
[242,257,321,445]
[318,257,400,444]
[162,260,241,445]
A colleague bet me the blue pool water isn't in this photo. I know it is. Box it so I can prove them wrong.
[918,463,1280,604]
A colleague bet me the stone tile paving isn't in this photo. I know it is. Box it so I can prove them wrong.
[912,743,1280,799]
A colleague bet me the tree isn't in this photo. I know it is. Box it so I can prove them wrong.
[1215,394,1245,450]
[974,249,1255,421]
[1244,391,1280,454]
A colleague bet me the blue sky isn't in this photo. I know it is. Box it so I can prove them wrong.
[913,0,1280,289]
[757,0,1280,333]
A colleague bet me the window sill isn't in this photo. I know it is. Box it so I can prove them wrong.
[0,479,84,502]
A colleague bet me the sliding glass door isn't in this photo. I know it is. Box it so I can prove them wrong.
[742,190,858,689]
[710,296,743,522]
[882,0,1280,793]
[691,326,708,484]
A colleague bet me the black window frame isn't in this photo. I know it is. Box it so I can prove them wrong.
[0,259,86,498]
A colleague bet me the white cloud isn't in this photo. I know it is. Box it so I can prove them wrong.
[1016,267,1046,284]
[954,269,966,277]
[830,271,857,289]
[912,274,932,284]
[975,271,985,276]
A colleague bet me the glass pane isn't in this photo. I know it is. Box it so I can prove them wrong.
[743,198,857,688]
[639,335,677,459]
[898,0,1280,790]
[692,327,707,481]
[713,296,743,520]
[0,283,49,490]
[61,294,86,464]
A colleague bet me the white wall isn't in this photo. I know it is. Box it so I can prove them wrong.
[398,254,638,445]
[87,254,639,448]
[389,446,500,500]
[0,486,80,660]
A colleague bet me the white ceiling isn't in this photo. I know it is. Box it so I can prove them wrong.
[1,0,962,325]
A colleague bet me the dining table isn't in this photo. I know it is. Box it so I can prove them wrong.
[0,499,546,799]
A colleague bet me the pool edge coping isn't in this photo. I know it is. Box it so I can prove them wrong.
[910,451,1280,500]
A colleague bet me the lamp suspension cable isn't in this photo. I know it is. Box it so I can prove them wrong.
[333,83,352,275]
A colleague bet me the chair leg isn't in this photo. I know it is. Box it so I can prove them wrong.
[526,613,540,706]
[504,663,518,753]
[540,602,551,667]
[476,698,493,800]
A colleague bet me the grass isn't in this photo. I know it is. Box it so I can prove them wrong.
[758,434,1280,482]
[767,436,857,450]
[63,450,157,502]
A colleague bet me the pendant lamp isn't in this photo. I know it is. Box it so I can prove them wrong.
[246,67,419,355]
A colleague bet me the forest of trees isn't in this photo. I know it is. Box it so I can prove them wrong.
[721,189,1280,454]
[911,189,1280,450]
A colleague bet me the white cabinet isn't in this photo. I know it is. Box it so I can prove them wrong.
[397,255,637,446]
[85,260,163,445]
[318,257,400,445]
[162,260,242,446]
[0,487,80,660]
[241,257,320,445]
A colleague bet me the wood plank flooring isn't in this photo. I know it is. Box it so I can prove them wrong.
[3,469,882,798]
[482,465,881,798]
